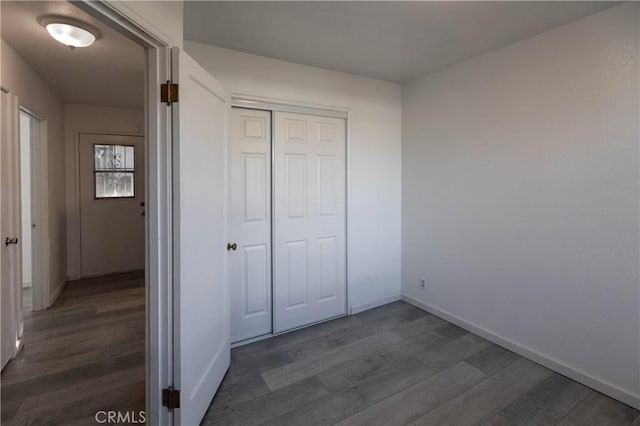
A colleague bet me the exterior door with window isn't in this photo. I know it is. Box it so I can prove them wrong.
[78,134,145,277]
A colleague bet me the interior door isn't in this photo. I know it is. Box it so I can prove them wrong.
[273,112,347,333]
[78,134,145,277]
[1,89,22,370]
[172,48,230,425]
[228,107,272,343]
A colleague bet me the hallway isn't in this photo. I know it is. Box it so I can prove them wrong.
[1,272,145,425]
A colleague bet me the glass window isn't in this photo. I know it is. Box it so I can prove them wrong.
[94,144,135,198]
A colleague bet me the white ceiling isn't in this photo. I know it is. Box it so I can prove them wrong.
[1,1,145,109]
[184,1,617,83]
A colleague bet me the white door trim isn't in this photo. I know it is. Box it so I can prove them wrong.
[72,2,173,425]
[231,98,348,119]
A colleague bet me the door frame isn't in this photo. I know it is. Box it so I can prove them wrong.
[228,95,351,346]
[72,2,173,424]
[18,107,50,312]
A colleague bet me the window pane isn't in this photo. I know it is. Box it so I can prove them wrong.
[95,144,134,172]
[95,172,135,198]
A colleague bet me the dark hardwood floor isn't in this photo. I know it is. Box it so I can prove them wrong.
[1,271,145,426]
[2,277,638,426]
[204,301,640,426]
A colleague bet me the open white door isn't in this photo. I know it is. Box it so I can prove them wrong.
[171,48,230,425]
[1,89,23,370]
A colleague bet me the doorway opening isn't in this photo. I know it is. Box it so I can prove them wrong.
[19,111,34,312]
[18,110,41,313]
[0,1,159,423]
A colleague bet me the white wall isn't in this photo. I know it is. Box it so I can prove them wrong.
[1,39,67,303]
[402,3,639,408]
[184,42,403,312]
[64,104,144,279]
[19,112,32,288]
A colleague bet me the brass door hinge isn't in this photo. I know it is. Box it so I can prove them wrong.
[162,387,180,411]
[161,81,179,105]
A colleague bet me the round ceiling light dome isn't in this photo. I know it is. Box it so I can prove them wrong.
[39,16,101,48]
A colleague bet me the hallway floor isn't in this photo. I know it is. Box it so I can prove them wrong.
[1,272,145,425]
[204,301,639,426]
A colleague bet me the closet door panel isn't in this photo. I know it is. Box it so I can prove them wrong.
[273,111,346,333]
[228,108,272,343]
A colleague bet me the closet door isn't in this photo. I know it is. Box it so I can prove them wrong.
[273,112,346,333]
[228,108,272,342]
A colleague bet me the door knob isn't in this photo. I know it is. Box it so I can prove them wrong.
[4,237,18,246]
[227,243,237,251]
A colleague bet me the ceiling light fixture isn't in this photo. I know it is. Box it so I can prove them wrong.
[39,16,101,49]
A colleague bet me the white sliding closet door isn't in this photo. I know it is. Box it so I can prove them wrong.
[273,112,346,333]
[228,108,272,343]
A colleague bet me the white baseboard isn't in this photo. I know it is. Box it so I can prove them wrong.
[349,293,401,315]
[401,294,640,410]
[49,278,67,307]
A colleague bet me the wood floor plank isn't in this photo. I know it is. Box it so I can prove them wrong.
[557,391,639,426]
[229,350,294,375]
[414,332,493,371]
[263,359,433,426]
[352,301,418,322]
[464,344,522,375]
[285,317,400,362]
[495,373,591,425]
[481,413,516,426]
[378,330,452,364]
[209,366,272,410]
[232,316,363,361]
[202,376,329,425]
[261,331,402,391]
[433,322,469,340]
[389,313,448,340]
[412,358,553,426]
[335,362,486,426]
[317,351,393,392]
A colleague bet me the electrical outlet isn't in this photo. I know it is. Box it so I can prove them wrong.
[419,278,426,289]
